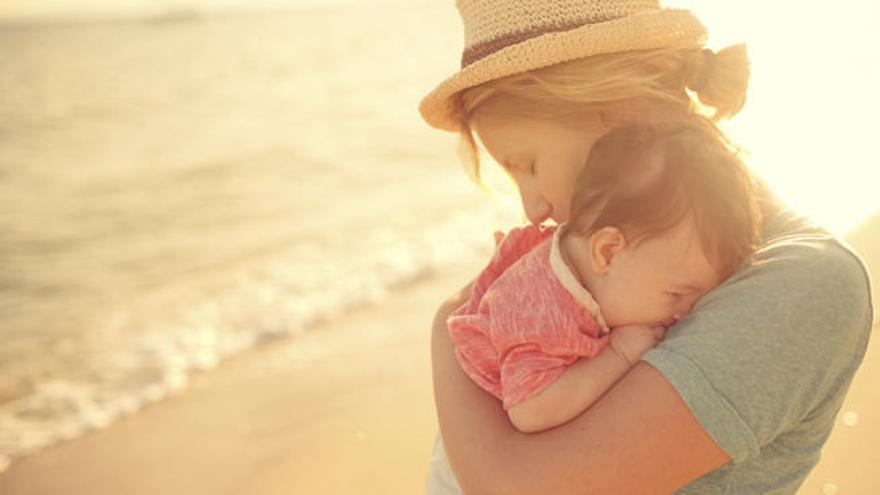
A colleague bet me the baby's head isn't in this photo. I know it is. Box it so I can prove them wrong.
[563,122,761,329]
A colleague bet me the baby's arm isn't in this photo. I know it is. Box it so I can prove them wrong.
[507,324,665,433]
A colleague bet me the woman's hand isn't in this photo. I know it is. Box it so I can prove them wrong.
[609,324,666,367]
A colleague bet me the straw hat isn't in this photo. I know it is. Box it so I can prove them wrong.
[419,0,708,131]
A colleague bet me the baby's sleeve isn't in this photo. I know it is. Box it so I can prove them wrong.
[451,224,552,319]
[498,343,580,410]
[488,269,609,411]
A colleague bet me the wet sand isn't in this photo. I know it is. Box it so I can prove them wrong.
[0,260,481,495]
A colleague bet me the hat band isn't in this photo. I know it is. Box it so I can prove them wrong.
[460,13,622,68]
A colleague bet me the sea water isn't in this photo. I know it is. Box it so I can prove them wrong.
[0,4,518,469]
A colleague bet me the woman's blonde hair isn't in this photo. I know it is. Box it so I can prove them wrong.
[455,44,750,180]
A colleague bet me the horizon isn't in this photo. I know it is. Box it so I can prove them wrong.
[2,0,878,233]
[0,0,412,26]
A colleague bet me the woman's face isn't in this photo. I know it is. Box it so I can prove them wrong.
[472,112,609,224]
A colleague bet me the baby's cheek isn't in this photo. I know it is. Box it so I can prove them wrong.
[596,294,626,328]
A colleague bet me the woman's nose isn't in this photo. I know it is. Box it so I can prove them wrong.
[519,186,552,225]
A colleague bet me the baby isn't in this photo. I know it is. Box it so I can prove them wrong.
[447,122,760,433]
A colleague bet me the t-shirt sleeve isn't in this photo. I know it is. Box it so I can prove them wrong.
[462,224,554,313]
[499,343,576,410]
[642,237,872,463]
[486,234,609,410]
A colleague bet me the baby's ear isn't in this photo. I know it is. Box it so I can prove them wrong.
[589,227,627,275]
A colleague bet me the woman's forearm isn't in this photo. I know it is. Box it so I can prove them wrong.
[431,293,532,493]
[431,297,731,495]
[507,346,631,433]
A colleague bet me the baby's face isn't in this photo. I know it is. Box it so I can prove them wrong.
[592,218,722,329]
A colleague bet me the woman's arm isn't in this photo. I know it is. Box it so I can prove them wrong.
[431,298,731,495]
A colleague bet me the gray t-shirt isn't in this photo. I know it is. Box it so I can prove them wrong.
[642,194,873,494]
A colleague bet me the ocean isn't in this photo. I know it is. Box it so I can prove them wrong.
[0,4,519,470]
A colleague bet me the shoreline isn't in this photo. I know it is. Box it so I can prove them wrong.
[0,262,481,495]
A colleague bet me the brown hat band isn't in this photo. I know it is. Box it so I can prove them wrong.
[461,13,622,68]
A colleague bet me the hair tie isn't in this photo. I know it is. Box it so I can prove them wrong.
[691,49,716,92]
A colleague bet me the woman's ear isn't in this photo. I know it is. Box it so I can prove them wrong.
[590,227,627,275]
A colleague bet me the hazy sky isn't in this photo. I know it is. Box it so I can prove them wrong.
[2,0,877,229]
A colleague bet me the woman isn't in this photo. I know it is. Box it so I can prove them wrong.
[420,1,873,494]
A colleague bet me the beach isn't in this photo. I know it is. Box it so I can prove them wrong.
[0,259,483,495]
[0,224,878,494]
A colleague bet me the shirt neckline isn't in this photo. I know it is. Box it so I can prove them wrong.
[548,225,610,335]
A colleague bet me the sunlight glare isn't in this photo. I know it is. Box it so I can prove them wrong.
[672,0,880,234]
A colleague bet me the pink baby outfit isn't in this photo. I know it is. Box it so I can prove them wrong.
[448,224,610,410]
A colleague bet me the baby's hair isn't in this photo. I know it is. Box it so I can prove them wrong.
[569,122,761,278]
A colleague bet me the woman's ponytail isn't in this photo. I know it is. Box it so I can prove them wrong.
[686,43,750,120]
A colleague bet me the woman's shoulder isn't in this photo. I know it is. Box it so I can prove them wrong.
[712,234,872,343]
[734,199,871,313]
[746,227,871,310]
[644,216,873,466]
[676,208,874,351]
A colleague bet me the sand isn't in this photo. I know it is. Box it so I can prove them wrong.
[0,259,483,495]
[0,228,878,494]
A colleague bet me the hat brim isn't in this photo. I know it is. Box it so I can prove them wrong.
[419,9,707,131]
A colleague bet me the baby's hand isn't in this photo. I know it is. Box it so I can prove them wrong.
[609,324,666,367]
